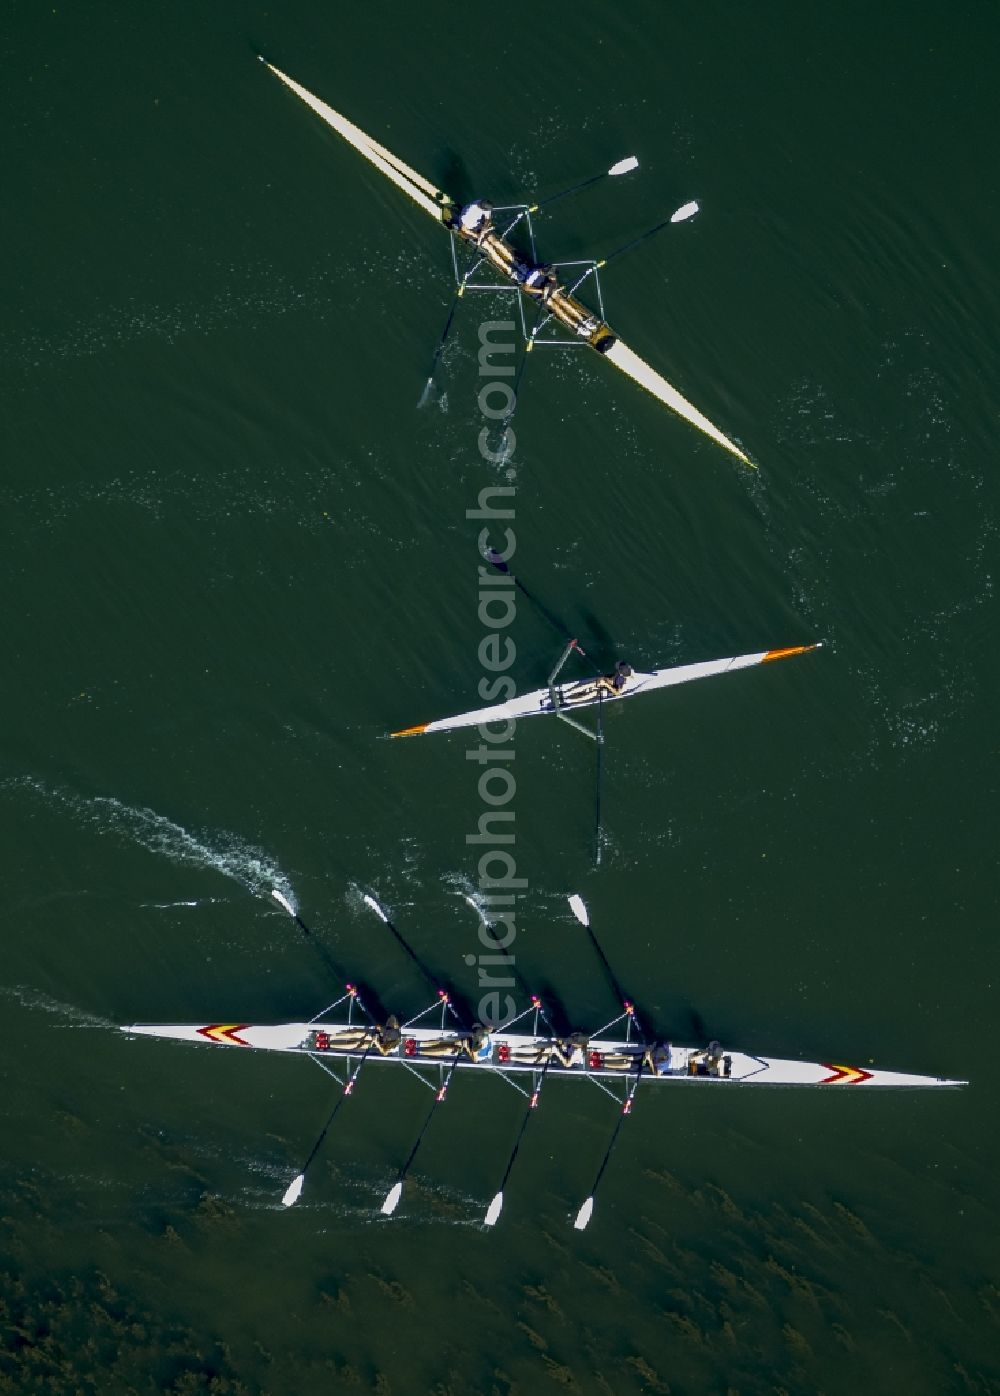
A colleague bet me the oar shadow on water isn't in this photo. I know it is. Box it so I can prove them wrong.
[518,980,573,1036]
[575,609,617,661]
[436,151,471,205]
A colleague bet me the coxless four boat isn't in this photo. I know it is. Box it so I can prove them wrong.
[122,1016,963,1091]
[120,892,964,1227]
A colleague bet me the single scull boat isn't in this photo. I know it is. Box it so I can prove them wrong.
[391,642,819,738]
[260,58,752,465]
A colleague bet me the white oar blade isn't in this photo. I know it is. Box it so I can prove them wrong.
[608,156,639,177]
[573,1196,595,1231]
[484,1192,504,1228]
[670,200,699,223]
[568,894,589,926]
[281,1174,305,1208]
[381,1181,404,1216]
[271,889,296,918]
[363,893,388,923]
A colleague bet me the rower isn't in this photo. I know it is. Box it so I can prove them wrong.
[518,263,558,301]
[374,1015,402,1056]
[597,661,633,698]
[456,200,493,240]
[551,1032,588,1068]
[642,1042,673,1076]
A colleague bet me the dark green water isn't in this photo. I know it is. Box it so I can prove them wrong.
[3,2,998,1392]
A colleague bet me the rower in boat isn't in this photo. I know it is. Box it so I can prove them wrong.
[312,1016,403,1055]
[642,1042,673,1076]
[375,1015,402,1056]
[509,1032,588,1067]
[597,1046,642,1072]
[596,661,634,699]
[453,200,493,240]
[688,1041,728,1077]
[418,1024,492,1061]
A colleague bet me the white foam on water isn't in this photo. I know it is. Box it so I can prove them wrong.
[443,872,490,925]
[4,777,295,904]
[140,898,228,910]
[0,983,111,1031]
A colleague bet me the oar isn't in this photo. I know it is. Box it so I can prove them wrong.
[566,893,648,1230]
[483,1053,555,1227]
[381,1049,463,1216]
[517,197,701,358]
[594,692,605,868]
[594,200,700,273]
[567,894,643,1035]
[271,888,312,937]
[483,549,601,675]
[462,895,554,1032]
[281,1036,377,1207]
[362,893,463,1025]
[271,889,355,990]
[573,1059,644,1231]
[417,291,462,407]
[529,156,639,213]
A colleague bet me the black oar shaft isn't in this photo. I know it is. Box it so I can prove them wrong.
[497,1059,551,1189]
[423,293,461,385]
[594,693,605,867]
[598,217,672,270]
[398,1053,461,1179]
[589,1063,643,1195]
[530,170,607,212]
[370,900,462,1021]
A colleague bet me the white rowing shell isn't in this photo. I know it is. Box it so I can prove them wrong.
[260,62,754,465]
[390,644,819,738]
[120,1021,964,1088]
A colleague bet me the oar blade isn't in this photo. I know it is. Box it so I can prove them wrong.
[568,894,589,926]
[281,1174,305,1208]
[573,1196,595,1231]
[381,1181,404,1216]
[609,156,639,176]
[670,200,699,223]
[271,889,296,918]
[363,893,389,923]
[484,1192,504,1228]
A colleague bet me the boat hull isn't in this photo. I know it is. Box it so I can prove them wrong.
[390,644,819,738]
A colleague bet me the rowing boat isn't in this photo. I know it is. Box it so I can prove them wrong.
[121,1017,964,1089]
[121,892,964,1225]
[260,59,752,465]
[391,642,819,738]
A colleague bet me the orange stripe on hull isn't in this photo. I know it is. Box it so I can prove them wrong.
[390,724,429,739]
[762,644,820,663]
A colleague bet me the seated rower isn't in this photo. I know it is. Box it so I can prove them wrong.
[509,1038,552,1066]
[596,661,634,699]
[688,1041,725,1077]
[456,200,493,241]
[374,1015,402,1056]
[551,1032,589,1068]
[316,1025,371,1054]
[642,1042,673,1076]
[521,264,558,300]
[418,1024,491,1061]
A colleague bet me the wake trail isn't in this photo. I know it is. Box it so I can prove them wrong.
[3,777,295,904]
